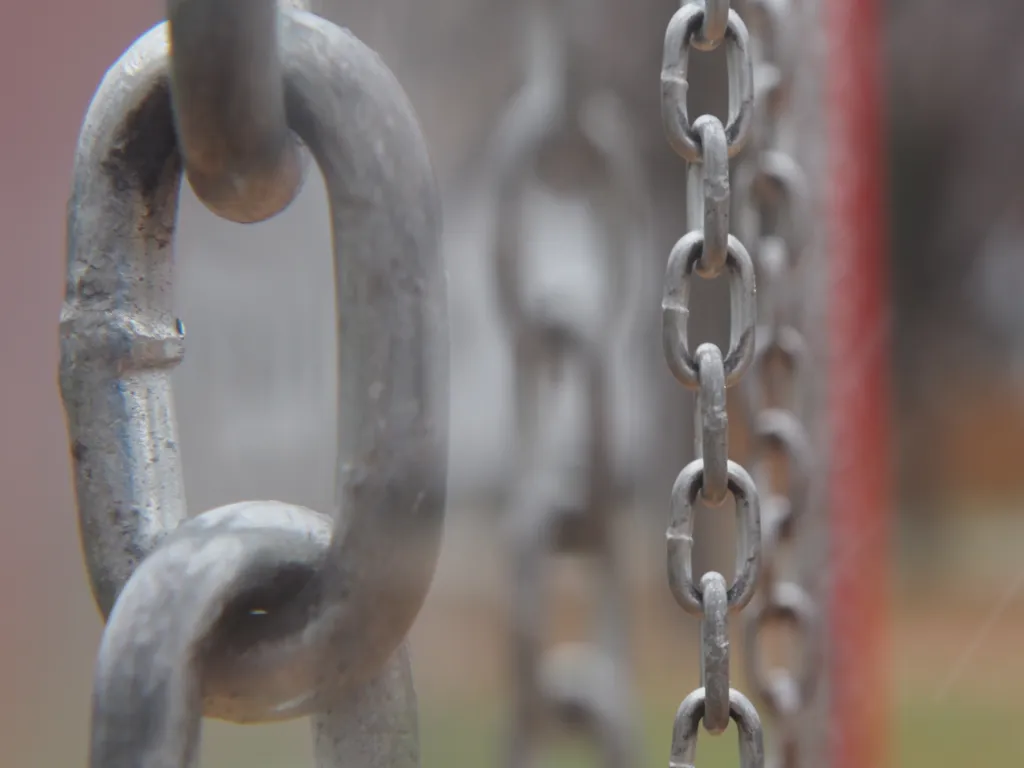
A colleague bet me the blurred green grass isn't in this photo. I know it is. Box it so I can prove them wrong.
[199,692,1024,766]
[419,695,1024,767]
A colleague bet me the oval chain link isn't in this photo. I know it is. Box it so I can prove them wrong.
[660,1,766,765]
[735,1,823,766]
[491,1,648,765]
[63,4,447,766]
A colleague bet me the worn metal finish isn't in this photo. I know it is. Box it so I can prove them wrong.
[89,504,422,767]
[670,688,765,768]
[698,572,731,735]
[661,4,754,164]
[693,343,729,505]
[667,459,761,614]
[686,115,732,277]
[662,231,756,390]
[488,1,647,766]
[166,0,309,223]
[61,6,446,764]
[659,1,767,765]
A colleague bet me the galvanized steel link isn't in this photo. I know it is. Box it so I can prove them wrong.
[686,115,731,277]
[698,572,731,734]
[670,688,766,768]
[661,3,754,163]
[667,459,761,615]
[166,0,310,223]
[693,343,729,506]
[62,5,447,764]
[661,1,766,763]
[662,231,757,390]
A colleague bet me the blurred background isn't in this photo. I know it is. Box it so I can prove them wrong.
[2,0,1024,766]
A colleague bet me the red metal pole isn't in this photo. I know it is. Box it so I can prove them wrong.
[825,0,891,765]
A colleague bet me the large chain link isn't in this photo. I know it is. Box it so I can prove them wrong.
[490,1,649,765]
[60,3,447,766]
[659,1,767,765]
[735,2,822,766]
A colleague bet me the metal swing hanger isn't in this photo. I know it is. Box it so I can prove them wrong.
[60,2,448,766]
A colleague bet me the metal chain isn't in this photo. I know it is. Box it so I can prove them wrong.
[735,2,822,766]
[60,3,447,766]
[660,1,766,766]
[490,1,649,765]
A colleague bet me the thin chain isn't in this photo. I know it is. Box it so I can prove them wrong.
[736,2,822,766]
[660,1,766,765]
[491,1,648,765]
[62,4,447,766]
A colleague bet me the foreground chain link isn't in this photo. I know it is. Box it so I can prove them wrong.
[660,0,766,764]
[60,4,447,765]
[490,1,649,765]
[734,1,823,765]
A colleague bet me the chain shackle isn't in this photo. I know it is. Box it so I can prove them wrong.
[61,7,447,763]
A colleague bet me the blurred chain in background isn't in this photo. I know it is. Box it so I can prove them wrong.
[8,0,1024,764]
[734,1,822,765]
[488,0,649,764]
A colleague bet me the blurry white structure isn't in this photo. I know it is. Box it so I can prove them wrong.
[172,160,656,520]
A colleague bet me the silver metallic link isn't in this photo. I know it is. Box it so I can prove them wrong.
[667,459,761,615]
[662,3,754,163]
[661,0,765,758]
[663,231,757,389]
[670,688,766,768]
[686,115,732,277]
[691,0,733,52]
[88,514,421,768]
[694,343,730,505]
[63,8,446,764]
[699,572,731,734]
[166,0,310,223]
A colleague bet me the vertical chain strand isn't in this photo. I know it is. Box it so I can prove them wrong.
[735,1,823,766]
[660,1,766,765]
[491,1,649,765]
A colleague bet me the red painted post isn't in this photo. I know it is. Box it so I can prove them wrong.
[825,0,891,766]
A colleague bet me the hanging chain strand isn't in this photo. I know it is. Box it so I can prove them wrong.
[492,0,648,765]
[660,1,766,765]
[735,2,822,766]
[62,3,447,766]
